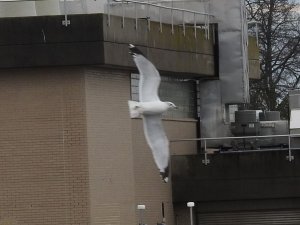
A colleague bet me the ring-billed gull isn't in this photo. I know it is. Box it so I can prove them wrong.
[128,44,177,183]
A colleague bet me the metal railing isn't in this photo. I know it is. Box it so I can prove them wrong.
[0,0,212,34]
[107,0,213,39]
[171,134,300,165]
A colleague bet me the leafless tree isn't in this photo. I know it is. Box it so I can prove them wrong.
[246,0,300,118]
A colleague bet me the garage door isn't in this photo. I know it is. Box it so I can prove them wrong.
[198,209,300,225]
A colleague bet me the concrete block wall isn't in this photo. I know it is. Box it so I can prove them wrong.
[0,67,89,225]
[84,68,136,225]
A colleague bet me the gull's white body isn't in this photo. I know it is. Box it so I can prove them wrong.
[128,44,176,182]
[128,101,170,117]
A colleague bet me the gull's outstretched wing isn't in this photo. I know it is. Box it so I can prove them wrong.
[129,44,161,102]
[142,114,169,179]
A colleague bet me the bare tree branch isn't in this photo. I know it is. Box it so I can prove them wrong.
[247,0,300,116]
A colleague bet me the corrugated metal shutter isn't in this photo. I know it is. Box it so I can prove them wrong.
[198,209,300,225]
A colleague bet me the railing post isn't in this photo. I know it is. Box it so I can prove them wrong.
[107,0,111,27]
[135,2,138,30]
[204,15,207,39]
[287,135,294,162]
[171,3,174,34]
[212,23,215,44]
[182,11,185,36]
[147,0,151,31]
[202,139,210,165]
[194,13,197,38]
[121,0,125,28]
[147,19,151,31]
[159,6,162,32]
[255,22,259,46]
[207,15,210,40]
[62,0,70,27]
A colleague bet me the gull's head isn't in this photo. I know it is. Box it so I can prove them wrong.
[166,102,178,110]
[129,44,144,58]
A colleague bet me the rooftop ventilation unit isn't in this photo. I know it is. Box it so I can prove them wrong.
[231,110,289,150]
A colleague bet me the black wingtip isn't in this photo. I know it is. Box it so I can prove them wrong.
[160,167,169,183]
[160,173,168,183]
[128,44,144,56]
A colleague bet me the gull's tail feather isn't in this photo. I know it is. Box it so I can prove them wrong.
[128,100,141,118]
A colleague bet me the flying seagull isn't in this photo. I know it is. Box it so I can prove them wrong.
[128,44,177,183]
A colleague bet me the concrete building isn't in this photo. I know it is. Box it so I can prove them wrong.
[1,1,290,225]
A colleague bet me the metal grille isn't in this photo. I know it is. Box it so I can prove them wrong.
[198,209,300,225]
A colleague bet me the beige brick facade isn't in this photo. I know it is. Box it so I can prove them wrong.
[0,67,89,225]
[0,66,197,225]
[132,119,197,225]
[85,68,136,225]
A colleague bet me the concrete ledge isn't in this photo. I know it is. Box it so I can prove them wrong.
[104,42,215,76]
[0,14,217,77]
[172,150,300,202]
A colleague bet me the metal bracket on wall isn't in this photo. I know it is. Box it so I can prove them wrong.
[62,16,70,27]
[62,0,71,27]
[202,156,210,165]
[202,140,210,165]
[286,135,295,162]
[286,155,295,162]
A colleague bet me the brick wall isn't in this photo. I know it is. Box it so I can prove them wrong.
[0,67,89,225]
[132,119,197,225]
[84,68,136,225]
